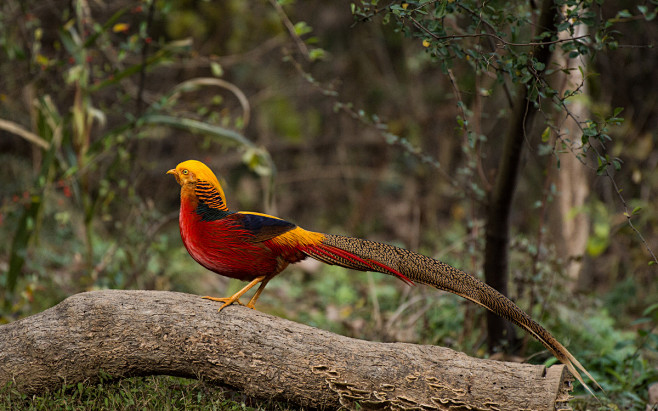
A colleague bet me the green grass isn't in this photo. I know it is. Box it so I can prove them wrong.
[0,375,299,411]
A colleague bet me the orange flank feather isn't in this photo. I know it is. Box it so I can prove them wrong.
[167,159,601,396]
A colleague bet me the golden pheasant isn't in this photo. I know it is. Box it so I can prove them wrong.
[167,159,600,394]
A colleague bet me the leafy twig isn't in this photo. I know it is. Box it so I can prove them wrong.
[269,0,310,60]
[548,91,658,266]
[408,13,591,48]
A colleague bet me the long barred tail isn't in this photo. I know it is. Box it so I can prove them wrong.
[305,234,600,395]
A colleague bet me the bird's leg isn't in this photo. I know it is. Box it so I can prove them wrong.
[245,272,278,309]
[202,275,266,312]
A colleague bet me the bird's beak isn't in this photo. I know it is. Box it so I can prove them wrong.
[167,168,181,185]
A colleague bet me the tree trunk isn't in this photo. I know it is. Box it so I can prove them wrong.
[0,290,574,410]
[549,11,591,292]
[484,0,558,353]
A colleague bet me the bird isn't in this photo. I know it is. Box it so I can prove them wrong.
[167,159,600,395]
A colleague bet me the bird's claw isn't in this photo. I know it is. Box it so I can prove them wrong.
[201,295,244,312]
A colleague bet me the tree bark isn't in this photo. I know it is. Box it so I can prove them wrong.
[0,290,575,410]
[549,11,591,292]
[484,0,559,352]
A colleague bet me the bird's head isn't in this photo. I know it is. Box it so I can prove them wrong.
[167,160,227,201]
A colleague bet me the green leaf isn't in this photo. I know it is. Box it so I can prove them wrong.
[556,21,571,32]
[612,158,622,171]
[242,147,274,177]
[210,62,223,77]
[309,48,326,61]
[140,114,256,148]
[642,302,658,316]
[293,21,312,36]
[616,9,632,18]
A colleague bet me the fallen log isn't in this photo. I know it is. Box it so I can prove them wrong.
[0,290,574,409]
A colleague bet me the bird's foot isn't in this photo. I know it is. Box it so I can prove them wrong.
[202,296,244,312]
[201,275,269,312]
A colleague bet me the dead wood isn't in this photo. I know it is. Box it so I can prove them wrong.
[0,290,574,410]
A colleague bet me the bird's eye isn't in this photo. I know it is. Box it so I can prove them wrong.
[182,169,189,175]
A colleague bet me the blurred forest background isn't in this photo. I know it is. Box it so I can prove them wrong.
[1,0,657,409]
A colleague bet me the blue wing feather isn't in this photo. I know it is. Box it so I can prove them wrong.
[239,213,295,232]
[233,212,296,242]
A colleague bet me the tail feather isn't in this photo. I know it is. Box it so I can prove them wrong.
[305,234,601,395]
[310,242,414,285]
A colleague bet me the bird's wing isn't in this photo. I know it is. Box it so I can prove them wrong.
[191,180,296,243]
[233,211,298,243]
